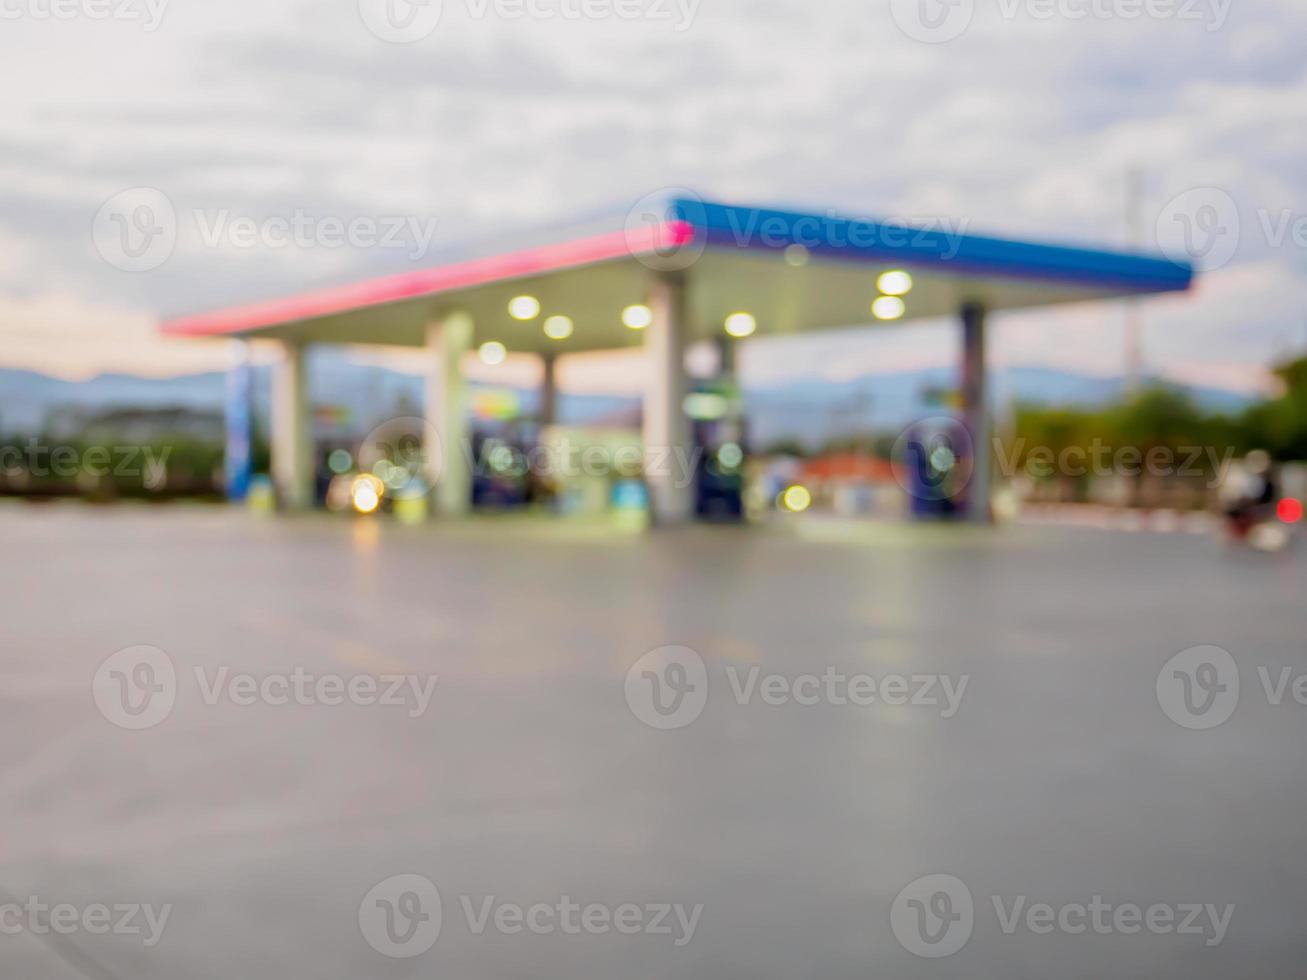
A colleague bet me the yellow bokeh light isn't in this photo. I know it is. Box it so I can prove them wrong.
[781,484,812,513]
[724,312,757,338]
[508,295,540,320]
[478,341,507,365]
[622,304,653,330]
[350,474,383,515]
[872,295,906,320]
[877,270,913,296]
[543,315,573,340]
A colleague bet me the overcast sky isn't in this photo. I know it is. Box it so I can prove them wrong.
[2,0,1304,394]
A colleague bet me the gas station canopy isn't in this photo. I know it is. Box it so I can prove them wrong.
[161,197,1193,351]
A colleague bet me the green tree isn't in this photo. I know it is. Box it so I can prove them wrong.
[1239,355,1307,461]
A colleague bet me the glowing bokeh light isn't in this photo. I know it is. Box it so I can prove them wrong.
[784,244,810,267]
[478,341,507,365]
[877,270,913,296]
[724,312,757,338]
[543,315,573,340]
[327,448,353,474]
[350,474,383,515]
[1278,497,1303,524]
[781,484,812,513]
[622,304,653,330]
[929,445,957,473]
[872,295,906,320]
[508,295,540,320]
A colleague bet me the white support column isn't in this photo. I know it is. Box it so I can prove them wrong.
[643,271,694,525]
[271,338,312,509]
[539,352,558,427]
[960,302,991,523]
[426,311,474,517]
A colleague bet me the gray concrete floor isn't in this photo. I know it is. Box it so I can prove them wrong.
[2,505,1305,978]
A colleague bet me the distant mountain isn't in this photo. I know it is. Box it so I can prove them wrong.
[0,356,1256,450]
[0,368,228,433]
[741,366,1254,449]
[0,355,638,437]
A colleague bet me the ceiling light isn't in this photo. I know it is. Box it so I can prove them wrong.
[872,296,906,320]
[724,312,757,338]
[508,295,540,320]
[622,304,653,330]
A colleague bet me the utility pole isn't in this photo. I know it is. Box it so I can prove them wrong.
[1124,168,1145,395]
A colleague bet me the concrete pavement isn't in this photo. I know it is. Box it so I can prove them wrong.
[2,506,1305,978]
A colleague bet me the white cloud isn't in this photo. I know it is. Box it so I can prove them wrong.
[1,0,1306,396]
[0,294,236,381]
